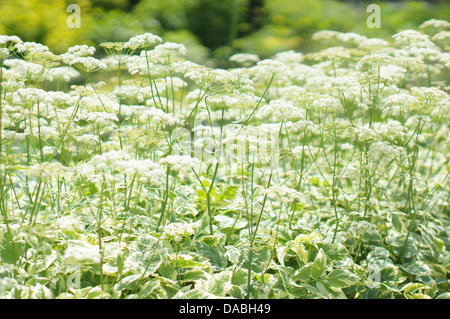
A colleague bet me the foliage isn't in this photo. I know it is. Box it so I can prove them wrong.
[0,18,449,299]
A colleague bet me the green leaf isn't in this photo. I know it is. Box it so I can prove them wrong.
[231,268,248,286]
[295,264,312,282]
[196,271,233,296]
[158,260,177,280]
[225,245,243,265]
[402,282,426,294]
[289,241,309,265]
[85,287,110,299]
[243,245,271,272]
[390,236,418,258]
[125,251,163,276]
[276,245,287,267]
[436,292,450,299]
[321,242,348,262]
[184,288,215,299]
[217,185,238,201]
[139,278,161,298]
[311,249,327,280]
[367,247,390,261]
[171,254,210,269]
[408,293,432,299]
[309,177,321,186]
[229,285,245,299]
[326,269,359,288]
[295,232,322,244]
[419,226,441,260]
[179,268,208,283]
[114,274,142,292]
[380,265,406,283]
[277,266,307,298]
[34,250,58,273]
[316,281,346,299]
[400,261,432,276]
[302,282,321,296]
[193,240,227,271]
[214,215,247,232]
[0,235,24,264]
[194,214,212,237]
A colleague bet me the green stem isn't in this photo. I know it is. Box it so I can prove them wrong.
[331,137,340,244]
[400,118,423,258]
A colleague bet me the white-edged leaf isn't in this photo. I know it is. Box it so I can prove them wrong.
[326,269,359,288]
[311,248,327,280]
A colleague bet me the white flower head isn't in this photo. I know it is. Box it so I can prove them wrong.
[153,42,187,59]
[161,222,195,243]
[70,57,107,72]
[159,155,200,171]
[229,53,260,66]
[14,41,49,54]
[264,186,303,203]
[272,50,304,65]
[257,59,290,75]
[0,35,22,46]
[419,19,450,33]
[64,244,101,265]
[68,44,95,57]
[257,98,305,122]
[124,33,163,49]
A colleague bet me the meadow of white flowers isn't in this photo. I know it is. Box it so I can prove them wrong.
[0,19,449,299]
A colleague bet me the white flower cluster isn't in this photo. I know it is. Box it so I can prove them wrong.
[56,216,85,233]
[77,111,119,126]
[375,120,407,142]
[419,19,450,32]
[0,47,9,58]
[88,150,132,172]
[257,59,290,75]
[264,186,303,203]
[14,41,49,54]
[159,155,200,171]
[153,42,187,59]
[75,133,100,146]
[60,44,95,63]
[368,141,400,163]
[348,221,380,239]
[127,53,171,77]
[129,106,181,126]
[68,44,96,56]
[114,159,165,185]
[11,87,48,104]
[124,32,163,49]
[285,119,316,133]
[26,162,70,180]
[229,53,260,66]
[273,50,304,65]
[160,222,196,243]
[393,30,444,62]
[3,59,54,82]
[70,56,107,72]
[257,98,305,122]
[0,35,22,45]
[63,244,101,265]
[25,125,59,141]
[43,91,77,105]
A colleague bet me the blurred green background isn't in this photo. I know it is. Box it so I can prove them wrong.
[1,0,449,66]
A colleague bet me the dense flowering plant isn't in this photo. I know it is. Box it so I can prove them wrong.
[0,20,449,299]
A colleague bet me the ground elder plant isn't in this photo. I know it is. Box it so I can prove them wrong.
[0,21,449,299]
